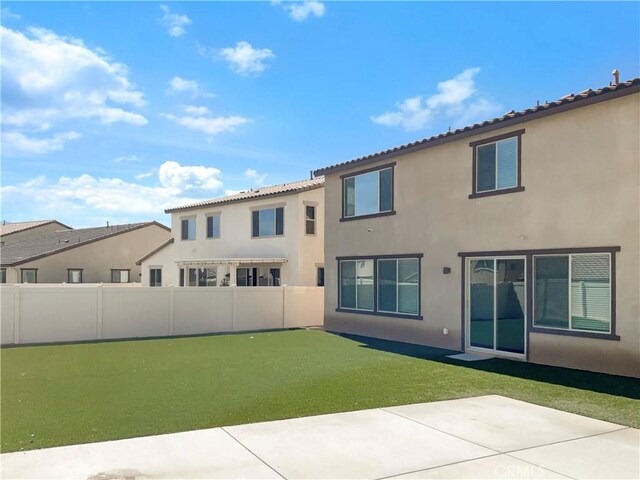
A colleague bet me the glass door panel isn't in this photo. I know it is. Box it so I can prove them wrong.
[469,259,495,349]
[496,259,526,354]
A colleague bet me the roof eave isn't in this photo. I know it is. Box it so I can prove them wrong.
[1,221,169,267]
[164,182,324,214]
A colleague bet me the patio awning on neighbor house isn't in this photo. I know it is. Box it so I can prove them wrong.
[175,258,288,287]
[175,258,288,268]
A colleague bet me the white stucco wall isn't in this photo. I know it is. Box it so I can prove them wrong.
[141,187,324,287]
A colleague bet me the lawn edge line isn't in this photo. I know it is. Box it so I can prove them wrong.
[220,427,286,479]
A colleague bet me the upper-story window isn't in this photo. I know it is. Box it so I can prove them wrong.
[207,214,220,239]
[1,269,6,284]
[181,217,196,240]
[305,205,316,235]
[470,130,525,198]
[342,164,394,220]
[252,207,284,238]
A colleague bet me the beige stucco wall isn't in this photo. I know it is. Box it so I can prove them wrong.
[141,188,324,287]
[1,222,70,246]
[323,93,640,377]
[5,224,169,284]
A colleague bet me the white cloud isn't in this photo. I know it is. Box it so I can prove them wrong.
[217,41,275,76]
[0,161,224,217]
[162,113,250,135]
[159,5,192,37]
[370,68,501,132]
[1,131,80,156]
[166,76,214,98]
[224,189,242,196]
[244,168,268,186]
[162,103,251,135]
[183,105,211,116]
[272,1,325,21]
[135,170,155,180]
[1,25,147,154]
[113,155,140,163]
[2,7,21,20]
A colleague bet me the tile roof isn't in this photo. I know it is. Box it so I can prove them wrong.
[165,176,325,213]
[0,222,169,266]
[0,220,71,236]
[314,78,640,176]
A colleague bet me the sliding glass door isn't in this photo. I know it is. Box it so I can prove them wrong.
[468,257,526,356]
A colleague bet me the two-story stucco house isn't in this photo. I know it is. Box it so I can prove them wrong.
[138,177,325,288]
[313,78,640,378]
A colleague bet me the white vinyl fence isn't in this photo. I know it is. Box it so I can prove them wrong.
[0,285,324,345]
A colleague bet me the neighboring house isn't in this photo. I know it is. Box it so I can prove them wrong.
[0,220,71,246]
[313,77,640,378]
[1,222,170,284]
[138,178,324,288]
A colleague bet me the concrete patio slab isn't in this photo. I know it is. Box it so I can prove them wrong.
[389,454,571,479]
[385,395,622,452]
[2,395,637,480]
[225,408,494,479]
[510,428,640,480]
[0,428,281,480]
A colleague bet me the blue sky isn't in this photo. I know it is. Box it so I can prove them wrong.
[2,1,639,227]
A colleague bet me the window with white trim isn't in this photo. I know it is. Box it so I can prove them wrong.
[181,217,196,241]
[149,268,162,287]
[534,253,611,333]
[305,205,316,235]
[207,214,220,239]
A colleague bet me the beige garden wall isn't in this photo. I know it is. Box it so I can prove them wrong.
[323,92,640,378]
[0,285,324,345]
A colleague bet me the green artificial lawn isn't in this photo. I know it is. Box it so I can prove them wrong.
[2,329,639,453]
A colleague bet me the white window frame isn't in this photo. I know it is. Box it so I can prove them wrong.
[305,205,316,236]
[181,216,196,241]
[533,252,612,334]
[149,267,162,287]
[206,213,221,239]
